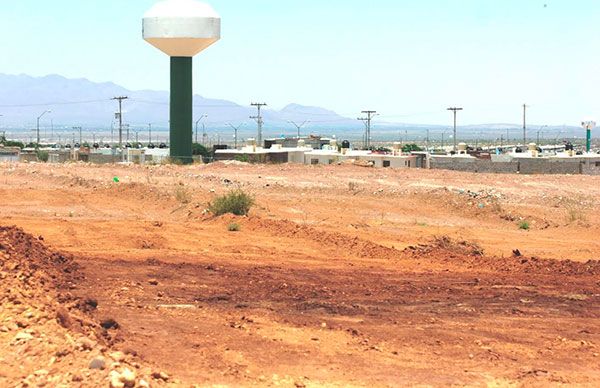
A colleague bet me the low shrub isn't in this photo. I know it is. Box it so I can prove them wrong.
[175,186,192,204]
[227,223,241,232]
[518,221,530,230]
[209,189,254,216]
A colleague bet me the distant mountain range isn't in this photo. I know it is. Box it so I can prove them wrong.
[0,73,357,131]
[0,73,583,141]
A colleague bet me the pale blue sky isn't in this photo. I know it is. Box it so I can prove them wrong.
[1,0,600,125]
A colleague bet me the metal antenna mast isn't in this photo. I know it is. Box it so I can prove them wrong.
[288,120,309,138]
[112,96,129,147]
[250,103,267,146]
[447,107,463,152]
[357,110,377,149]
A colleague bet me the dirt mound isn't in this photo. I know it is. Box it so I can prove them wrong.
[406,235,485,257]
[0,226,172,387]
[243,216,401,260]
[405,235,600,276]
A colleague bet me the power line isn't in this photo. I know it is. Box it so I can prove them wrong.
[250,102,267,146]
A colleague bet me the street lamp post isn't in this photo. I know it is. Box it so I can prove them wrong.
[37,110,51,146]
[228,123,245,149]
[195,115,208,144]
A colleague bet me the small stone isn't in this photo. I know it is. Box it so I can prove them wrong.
[110,376,125,388]
[76,337,96,351]
[13,331,34,342]
[148,279,159,286]
[110,351,126,362]
[89,356,106,370]
[0,325,9,333]
[56,308,72,329]
[120,368,136,387]
[152,371,169,381]
[138,379,150,388]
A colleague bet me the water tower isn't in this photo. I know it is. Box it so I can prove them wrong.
[143,0,221,163]
[582,120,596,153]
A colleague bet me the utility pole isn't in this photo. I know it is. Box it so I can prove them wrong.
[112,96,129,147]
[357,110,377,149]
[250,103,267,146]
[447,107,463,152]
[148,123,152,144]
[522,103,529,144]
[228,123,245,149]
[288,120,309,138]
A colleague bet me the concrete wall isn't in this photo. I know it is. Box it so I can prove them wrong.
[431,156,600,175]
[88,154,122,164]
[430,157,519,174]
[215,151,290,164]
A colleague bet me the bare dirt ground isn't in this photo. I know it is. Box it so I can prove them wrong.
[1,161,599,387]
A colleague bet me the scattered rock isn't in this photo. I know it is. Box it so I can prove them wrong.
[56,307,73,329]
[89,356,106,370]
[120,368,136,387]
[152,371,169,381]
[110,351,126,362]
[138,379,150,388]
[148,279,159,286]
[84,298,98,310]
[100,318,119,330]
[13,331,34,343]
[76,337,96,351]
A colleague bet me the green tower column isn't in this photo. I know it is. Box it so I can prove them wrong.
[587,129,592,153]
[170,56,193,164]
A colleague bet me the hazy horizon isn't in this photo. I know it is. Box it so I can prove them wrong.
[1,1,600,127]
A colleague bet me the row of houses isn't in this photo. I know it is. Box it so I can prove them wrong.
[214,139,426,169]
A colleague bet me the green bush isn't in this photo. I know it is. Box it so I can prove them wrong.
[234,155,250,163]
[209,189,255,216]
[36,150,49,163]
[402,143,424,153]
[1,136,25,149]
[518,221,530,230]
[227,223,241,232]
[192,143,210,157]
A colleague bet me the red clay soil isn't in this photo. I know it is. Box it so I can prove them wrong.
[1,162,600,386]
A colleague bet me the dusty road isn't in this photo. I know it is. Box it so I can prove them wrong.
[1,162,599,386]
